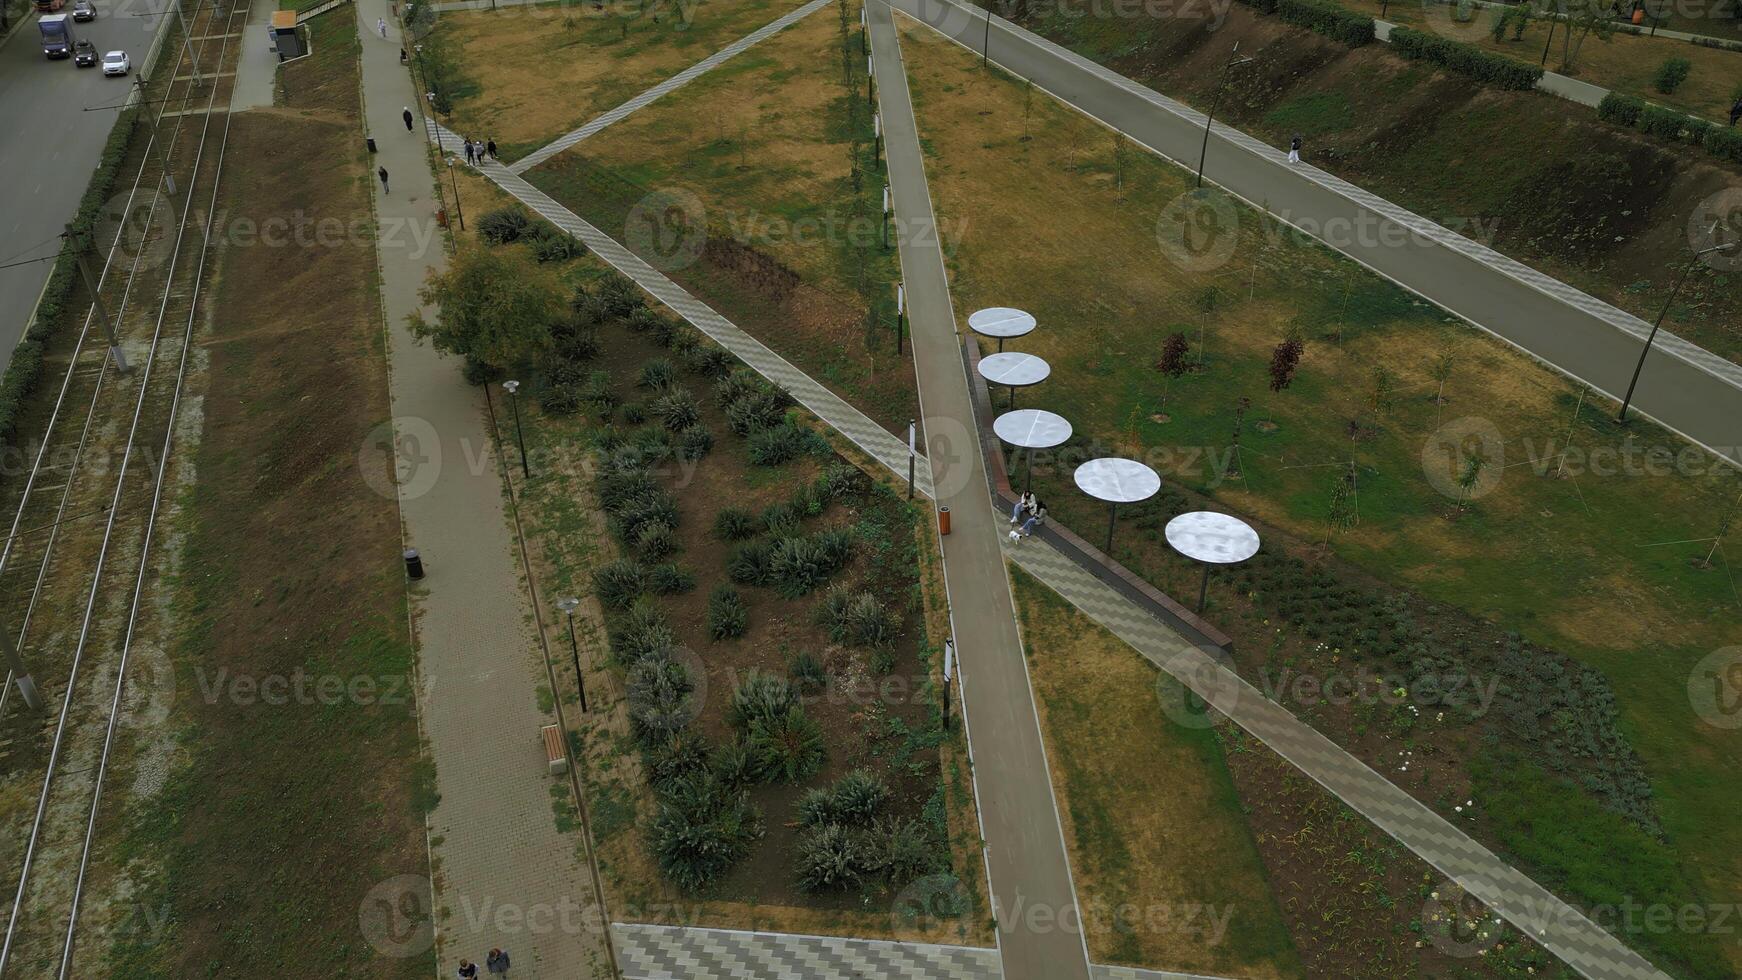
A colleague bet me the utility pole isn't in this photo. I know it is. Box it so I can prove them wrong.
[0,619,42,712]
[1197,42,1253,189]
[63,227,130,374]
[133,77,180,198]
[1616,236,1737,422]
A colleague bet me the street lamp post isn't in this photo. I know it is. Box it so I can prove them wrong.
[557,596,587,713]
[1615,238,1738,423]
[502,380,529,478]
[445,156,466,231]
[1196,43,1255,189]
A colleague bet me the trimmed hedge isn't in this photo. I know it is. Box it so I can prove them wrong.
[0,107,141,451]
[1388,26,1543,91]
[1277,0,1375,46]
[1705,125,1742,165]
[1596,93,1741,167]
[1597,92,1644,127]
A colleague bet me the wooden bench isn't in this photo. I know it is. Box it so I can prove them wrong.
[541,724,568,776]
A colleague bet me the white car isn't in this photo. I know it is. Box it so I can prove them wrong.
[101,50,129,76]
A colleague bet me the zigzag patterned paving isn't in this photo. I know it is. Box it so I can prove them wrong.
[507,0,837,175]
[612,924,1234,980]
[430,72,1667,977]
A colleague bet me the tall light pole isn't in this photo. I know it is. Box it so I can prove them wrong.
[1196,42,1254,189]
[502,379,529,478]
[445,155,466,231]
[1615,237,1738,423]
[557,596,587,713]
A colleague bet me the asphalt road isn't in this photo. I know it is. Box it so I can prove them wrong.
[870,4,1095,979]
[892,0,1742,468]
[0,0,166,362]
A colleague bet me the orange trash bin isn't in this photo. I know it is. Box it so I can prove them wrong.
[938,506,951,536]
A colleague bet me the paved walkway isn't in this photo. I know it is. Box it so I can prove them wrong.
[613,924,1233,980]
[507,0,835,174]
[893,0,1742,468]
[868,4,1091,980]
[1370,20,1608,108]
[359,5,609,978]
[427,24,1670,975]
[231,0,279,112]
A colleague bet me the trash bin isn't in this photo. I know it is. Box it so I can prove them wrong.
[403,548,425,579]
[366,136,378,153]
[436,208,448,228]
[938,506,951,536]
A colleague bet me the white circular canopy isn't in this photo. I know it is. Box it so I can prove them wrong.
[968,307,1037,340]
[1165,511,1260,564]
[994,409,1072,450]
[977,352,1051,388]
[1073,457,1161,505]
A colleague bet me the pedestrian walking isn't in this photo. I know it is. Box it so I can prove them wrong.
[378,165,390,194]
[464,139,476,165]
[486,948,512,976]
[1287,134,1301,164]
[377,16,388,37]
[486,138,498,160]
[1730,96,1742,127]
[400,46,408,63]
[1009,490,1034,525]
[402,106,414,131]
[456,960,479,980]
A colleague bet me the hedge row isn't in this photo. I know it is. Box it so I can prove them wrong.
[0,107,140,449]
[1597,92,1742,165]
[1387,25,1543,91]
[1237,0,1375,46]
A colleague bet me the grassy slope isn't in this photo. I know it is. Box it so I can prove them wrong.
[991,2,1742,370]
[104,16,431,977]
[523,5,918,433]
[1012,569,1302,978]
[899,16,1739,975]
[434,0,808,161]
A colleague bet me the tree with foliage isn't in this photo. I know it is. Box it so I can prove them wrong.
[1268,335,1305,392]
[1155,332,1190,406]
[1323,460,1358,547]
[1558,0,1619,70]
[409,247,562,376]
[1454,449,1485,515]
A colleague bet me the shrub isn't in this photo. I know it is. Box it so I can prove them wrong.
[688,346,736,379]
[1639,104,1696,141]
[651,388,700,431]
[727,392,790,436]
[713,739,756,789]
[748,423,815,466]
[713,508,758,541]
[836,592,897,648]
[650,562,696,595]
[1652,56,1691,94]
[795,824,869,892]
[747,705,826,783]
[825,770,890,823]
[530,224,584,262]
[1597,92,1644,127]
[814,463,867,500]
[677,424,713,461]
[788,650,827,691]
[1705,125,1742,164]
[540,383,582,417]
[597,275,646,317]
[1276,0,1374,45]
[612,601,675,665]
[648,316,680,349]
[707,585,748,639]
[622,401,647,425]
[595,468,656,513]
[639,359,677,390]
[813,527,855,569]
[761,501,802,537]
[636,521,677,561]
[628,306,665,335]
[713,369,762,406]
[581,370,617,411]
[769,536,834,598]
[592,559,647,610]
[728,669,798,731]
[873,817,936,885]
[650,783,760,892]
[644,729,710,791]
[477,206,533,244]
[612,490,676,543]
[727,540,775,586]
[1388,26,1542,90]
[626,656,693,746]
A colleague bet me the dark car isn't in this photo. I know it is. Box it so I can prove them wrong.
[73,38,96,66]
[72,0,95,19]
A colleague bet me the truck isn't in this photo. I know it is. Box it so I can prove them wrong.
[40,13,73,59]
[35,0,65,12]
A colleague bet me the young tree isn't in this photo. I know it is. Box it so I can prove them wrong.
[1428,349,1455,424]
[1155,332,1191,405]
[1454,449,1485,515]
[1559,0,1618,70]
[1113,132,1129,198]
[1268,334,1305,392]
[1323,459,1358,547]
[409,247,563,375]
[1021,79,1035,142]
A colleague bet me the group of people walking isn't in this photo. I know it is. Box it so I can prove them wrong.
[1008,491,1047,544]
[455,949,511,978]
[462,137,499,165]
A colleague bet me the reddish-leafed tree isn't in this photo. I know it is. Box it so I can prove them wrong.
[1156,333,1191,378]
[1268,336,1305,392]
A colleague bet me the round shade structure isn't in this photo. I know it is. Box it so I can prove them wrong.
[994,409,1072,496]
[977,352,1051,410]
[1164,511,1261,613]
[1073,457,1161,554]
[969,307,1036,352]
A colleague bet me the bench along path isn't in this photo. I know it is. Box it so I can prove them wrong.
[431,32,1669,971]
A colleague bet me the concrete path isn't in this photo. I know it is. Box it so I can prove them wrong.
[229,0,277,112]
[357,5,609,978]
[892,0,1742,469]
[868,4,1092,980]
[613,923,1234,980]
[1370,20,1609,108]
[508,0,835,174]
[428,54,1669,978]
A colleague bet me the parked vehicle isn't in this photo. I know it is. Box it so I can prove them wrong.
[72,0,96,21]
[101,49,129,76]
[34,0,64,12]
[74,38,97,66]
[39,13,73,59]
